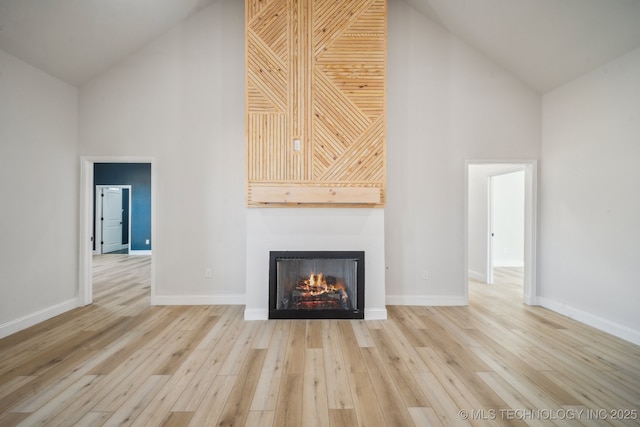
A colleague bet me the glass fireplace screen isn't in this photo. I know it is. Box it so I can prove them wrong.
[269,251,364,319]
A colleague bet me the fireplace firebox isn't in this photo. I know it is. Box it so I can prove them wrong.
[269,251,364,319]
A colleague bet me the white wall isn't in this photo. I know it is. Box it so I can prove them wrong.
[80,0,247,301]
[0,49,79,337]
[541,47,640,343]
[79,0,541,308]
[385,0,541,304]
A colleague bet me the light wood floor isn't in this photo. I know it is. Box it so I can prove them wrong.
[1,257,638,426]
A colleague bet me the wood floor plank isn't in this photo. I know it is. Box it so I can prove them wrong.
[0,412,31,426]
[416,346,509,425]
[273,374,304,427]
[218,318,260,376]
[73,411,114,427]
[92,348,174,412]
[322,321,354,410]
[378,318,430,373]
[217,348,267,426]
[361,347,417,426]
[15,374,100,426]
[102,375,169,427]
[160,411,194,427]
[10,331,141,413]
[467,334,580,406]
[0,348,98,414]
[306,319,324,349]
[350,319,375,348]
[1,259,638,426]
[0,376,34,401]
[347,372,387,427]
[250,329,289,411]
[170,329,242,412]
[302,348,330,427]
[328,409,358,427]
[245,410,275,427]
[412,371,474,427]
[284,321,306,375]
[408,406,445,427]
[127,346,215,426]
[336,320,368,374]
[252,319,277,349]
[187,375,236,426]
[369,327,431,407]
[475,371,569,427]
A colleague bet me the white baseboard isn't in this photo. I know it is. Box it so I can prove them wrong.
[365,308,388,320]
[151,294,245,306]
[0,298,79,339]
[244,309,268,320]
[386,295,467,306]
[130,250,152,255]
[538,297,640,346]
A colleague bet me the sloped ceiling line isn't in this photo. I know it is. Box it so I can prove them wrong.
[1,0,640,91]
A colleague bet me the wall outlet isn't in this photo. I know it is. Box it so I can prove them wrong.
[293,138,301,151]
[205,268,212,279]
[422,270,429,280]
[145,239,150,245]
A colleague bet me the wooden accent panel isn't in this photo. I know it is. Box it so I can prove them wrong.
[246,0,386,207]
[250,185,381,204]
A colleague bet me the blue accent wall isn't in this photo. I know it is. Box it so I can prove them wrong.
[94,163,151,251]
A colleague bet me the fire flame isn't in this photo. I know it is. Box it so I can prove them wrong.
[296,272,347,303]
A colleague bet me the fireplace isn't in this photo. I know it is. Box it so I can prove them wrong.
[269,251,364,319]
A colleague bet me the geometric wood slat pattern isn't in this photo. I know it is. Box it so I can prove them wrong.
[1,258,639,426]
[246,0,386,206]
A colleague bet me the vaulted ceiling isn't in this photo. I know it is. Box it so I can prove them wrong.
[1,0,640,92]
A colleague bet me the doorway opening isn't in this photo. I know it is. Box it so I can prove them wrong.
[79,157,155,306]
[465,160,537,305]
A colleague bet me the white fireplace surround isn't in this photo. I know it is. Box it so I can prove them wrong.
[245,208,387,320]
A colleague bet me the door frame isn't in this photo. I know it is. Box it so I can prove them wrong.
[95,185,132,255]
[79,156,156,306]
[465,159,538,305]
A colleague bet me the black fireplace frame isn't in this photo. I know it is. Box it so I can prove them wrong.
[269,250,365,319]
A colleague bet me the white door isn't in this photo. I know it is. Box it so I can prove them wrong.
[102,188,123,253]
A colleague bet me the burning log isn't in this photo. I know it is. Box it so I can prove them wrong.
[288,272,350,310]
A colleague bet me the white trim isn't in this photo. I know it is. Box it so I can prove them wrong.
[538,297,640,346]
[386,295,467,306]
[151,294,246,306]
[244,308,268,320]
[0,298,79,339]
[365,308,388,320]
[465,159,538,307]
[79,159,94,306]
[79,156,156,307]
[130,250,152,256]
